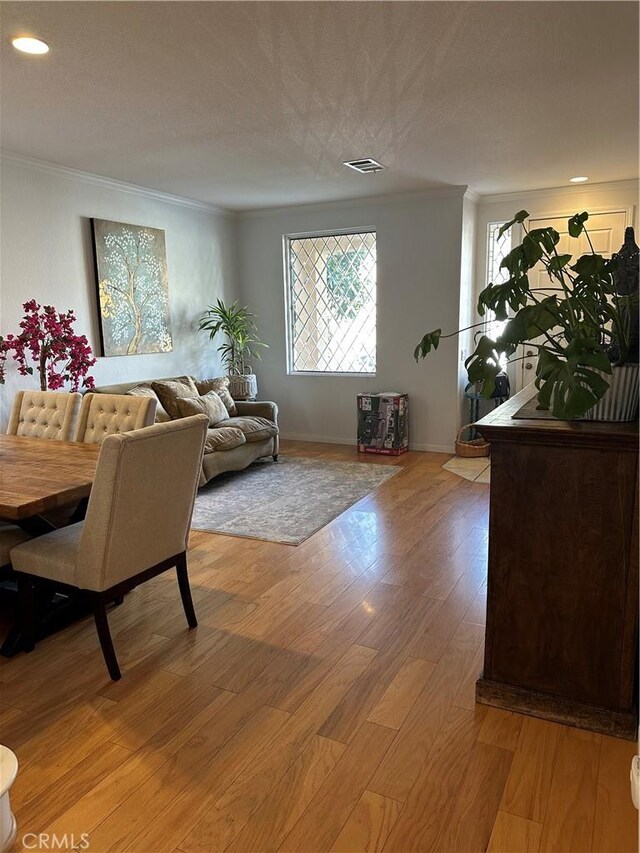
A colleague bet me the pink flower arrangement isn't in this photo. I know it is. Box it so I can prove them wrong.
[0,300,96,391]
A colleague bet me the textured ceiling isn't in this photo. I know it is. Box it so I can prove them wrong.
[1,1,638,210]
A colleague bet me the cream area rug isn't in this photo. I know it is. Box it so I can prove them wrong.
[442,456,491,483]
[191,455,400,545]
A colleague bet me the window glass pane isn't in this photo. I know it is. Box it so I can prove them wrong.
[485,222,513,368]
[286,231,376,374]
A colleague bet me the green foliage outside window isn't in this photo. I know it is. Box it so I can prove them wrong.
[326,250,367,320]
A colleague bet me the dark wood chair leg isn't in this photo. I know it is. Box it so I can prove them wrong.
[17,574,36,653]
[176,553,197,629]
[272,454,278,462]
[92,596,121,680]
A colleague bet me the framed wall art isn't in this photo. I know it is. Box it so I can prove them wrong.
[91,218,173,356]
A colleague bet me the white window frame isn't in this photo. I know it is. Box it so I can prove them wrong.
[484,220,514,338]
[481,220,515,372]
[283,227,377,377]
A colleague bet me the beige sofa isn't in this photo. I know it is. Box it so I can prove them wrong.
[91,376,279,487]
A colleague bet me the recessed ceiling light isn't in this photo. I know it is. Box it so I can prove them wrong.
[11,36,50,55]
[569,176,589,183]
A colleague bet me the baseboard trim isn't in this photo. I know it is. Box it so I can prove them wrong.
[279,432,357,447]
[410,442,455,454]
[476,677,638,741]
[279,432,454,454]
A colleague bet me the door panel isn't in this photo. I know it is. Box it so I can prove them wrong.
[517,211,629,390]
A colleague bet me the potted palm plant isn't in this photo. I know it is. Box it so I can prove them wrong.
[415,211,639,421]
[198,299,268,399]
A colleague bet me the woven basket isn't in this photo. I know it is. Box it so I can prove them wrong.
[455,424,490,458]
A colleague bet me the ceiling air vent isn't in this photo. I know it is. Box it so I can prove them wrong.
[343,158,385,174]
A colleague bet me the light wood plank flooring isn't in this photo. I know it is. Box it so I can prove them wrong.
[1,441,636,852]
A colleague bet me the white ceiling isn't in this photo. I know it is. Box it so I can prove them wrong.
[1,1,638,211]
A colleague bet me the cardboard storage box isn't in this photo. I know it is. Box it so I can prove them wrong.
[357,392,409,456]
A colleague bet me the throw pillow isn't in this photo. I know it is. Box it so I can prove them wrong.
[194,376,237,416]
[151,376,199,420]
[126,384,171,423]
[176,391,229,425]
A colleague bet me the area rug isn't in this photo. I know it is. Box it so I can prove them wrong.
[191,456,400,545]
[442,456,491,483]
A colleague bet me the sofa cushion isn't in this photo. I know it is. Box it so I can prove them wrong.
[126,384,171,423]
[151,376,199,420]
[176,391,229,426]
[204,426,246,453]
[194,377,237,416]
[220,415,278,443]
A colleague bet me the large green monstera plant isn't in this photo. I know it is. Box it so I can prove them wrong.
[415,210,639,420]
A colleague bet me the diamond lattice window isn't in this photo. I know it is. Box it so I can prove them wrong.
[485,222,513,368]
[286,231,377,374]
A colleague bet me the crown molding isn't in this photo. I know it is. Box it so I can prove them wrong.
[477,179,639,206]
[8,150,631,219]
[0,151,236,218]
[238,184,470,219]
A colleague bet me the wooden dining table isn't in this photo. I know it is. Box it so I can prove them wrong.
[0,434,101,655]
[0,434,100,529]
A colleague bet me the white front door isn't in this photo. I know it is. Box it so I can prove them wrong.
[517,210,630,391]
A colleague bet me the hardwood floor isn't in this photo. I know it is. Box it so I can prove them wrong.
[1,441,636,852]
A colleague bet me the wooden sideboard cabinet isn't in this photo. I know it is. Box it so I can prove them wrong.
[475,385,638,739]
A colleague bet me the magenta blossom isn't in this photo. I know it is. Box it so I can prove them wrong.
[0,301,96,391]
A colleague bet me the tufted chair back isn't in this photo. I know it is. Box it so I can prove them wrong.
[7,390,82,441]
[75,393,157,444]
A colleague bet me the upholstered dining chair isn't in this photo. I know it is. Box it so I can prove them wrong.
[75,393,157,444]
[0,525,30,570]
[7,390,82,442]
[11,414,209,680]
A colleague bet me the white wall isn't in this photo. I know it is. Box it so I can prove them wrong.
[7,159,629,453]
[0,158,239,426]
[458,193,477,428]
[238,189,468,452]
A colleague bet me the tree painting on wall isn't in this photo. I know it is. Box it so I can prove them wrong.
[91,218,173,356]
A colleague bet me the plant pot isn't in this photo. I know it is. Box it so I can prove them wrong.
[227,373,258,401]
[585,364,639,422]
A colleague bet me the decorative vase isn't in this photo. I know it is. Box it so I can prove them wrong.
[227,373,258,401]
[585,364,639,422]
